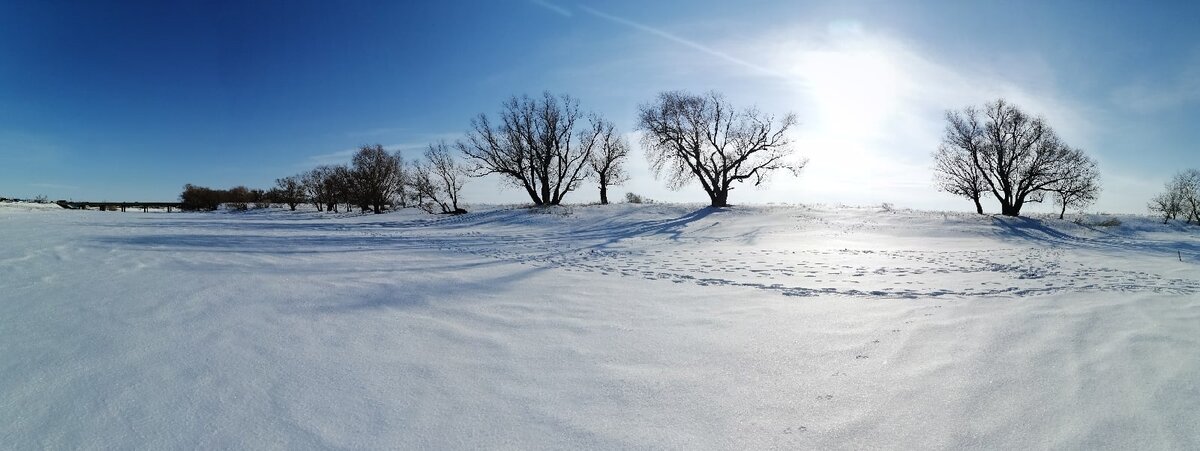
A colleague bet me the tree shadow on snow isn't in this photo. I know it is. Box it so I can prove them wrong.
[991,216,1200,260]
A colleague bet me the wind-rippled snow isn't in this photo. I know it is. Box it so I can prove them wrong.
[1,203,1198,449]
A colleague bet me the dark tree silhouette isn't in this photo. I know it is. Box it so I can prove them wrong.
[458,92,603,206]
[303,166,337,212]
[328,164,358,213]
[226,186,250,211]
[273,176,305,211]
[940,99,1098,217]
[637,90,804,207]
[588,120,630,205]
[1051,150,1100,219]
[410,141,468,214]
[179,184,224,211]
[351,144,404,214]
[933,125,987,214]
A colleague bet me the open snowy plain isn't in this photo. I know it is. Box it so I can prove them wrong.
[2,202,1198,449]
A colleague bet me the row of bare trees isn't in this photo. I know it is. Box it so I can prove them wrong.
[459,92,629,206]
[184,89,808,212]
[187,93,1116,218]
[457,90,806,208]
[1149,169,1200,224]
[179,184,270,211]
[272,143,469,215]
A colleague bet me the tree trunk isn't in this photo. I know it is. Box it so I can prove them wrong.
[1000,202,1021,217]
[710,189,729,207]
[599,185,609,205]
[1059,204,1067,220]
[973,197,983,215]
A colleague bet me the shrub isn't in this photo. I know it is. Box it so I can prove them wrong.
[180,184,224,211]
[625,192,652,204]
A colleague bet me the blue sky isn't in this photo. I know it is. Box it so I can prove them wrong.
[2,0,1198,213]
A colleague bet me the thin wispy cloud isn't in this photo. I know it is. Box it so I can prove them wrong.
[1110,57,1200,113]
[529,0,572,17]
[344,127,406,139]
[305,133,463,166]
[578,5,786,79]
[307,143,424,166]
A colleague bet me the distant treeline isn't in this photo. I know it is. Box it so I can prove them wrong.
[181,144,441,213]
[179,185,272,211]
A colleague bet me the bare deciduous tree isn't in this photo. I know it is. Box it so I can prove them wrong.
[351,144,404,214]
[410,141,468,214]
[1150,169,1200,224]
[304,166,339,212]
[588,120,630,205]
[273,175,305,211]
[939,99,1098,217]
[458,92,602,206]
[1051,149,1100,219]
[391,153,411,209]
[637,90,804,207]
[933,121,987,214]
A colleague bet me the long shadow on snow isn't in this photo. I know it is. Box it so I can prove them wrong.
[991,216,1200,259]
[309,264,553,314]
[89,207,733,267]
[91,233,463,254]
[92,206,726,246]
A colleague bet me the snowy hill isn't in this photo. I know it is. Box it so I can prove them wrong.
[1,204,1198,449]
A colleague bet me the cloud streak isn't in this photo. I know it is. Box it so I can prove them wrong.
[305,133,463,167]
[1110,58,1200,113]
[529,0,572,17]
[578,5,786,79]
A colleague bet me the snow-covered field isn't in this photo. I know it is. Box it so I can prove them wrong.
[2,203,1198,449]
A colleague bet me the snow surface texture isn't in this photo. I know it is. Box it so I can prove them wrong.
[2,204,1198,449]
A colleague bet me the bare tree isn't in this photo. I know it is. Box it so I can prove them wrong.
[458,92,602,206]
[941,99,1097,217]
[933,119,987,214]
[1051,149,1100,219]
[1149,186,1185,224]
[273,175,305,211]
[1151,169,1200,224]
[304,166,338,212]
[588,120,630,205]
[227,186,251,211]
[327,165,357,213]
[637,90,804,207]
[410,141,468,214]
[351,144,403,214]
[1181,170,1200,224]
[391,152,411,209]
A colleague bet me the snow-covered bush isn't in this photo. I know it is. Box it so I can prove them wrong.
[625,192,652,204]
